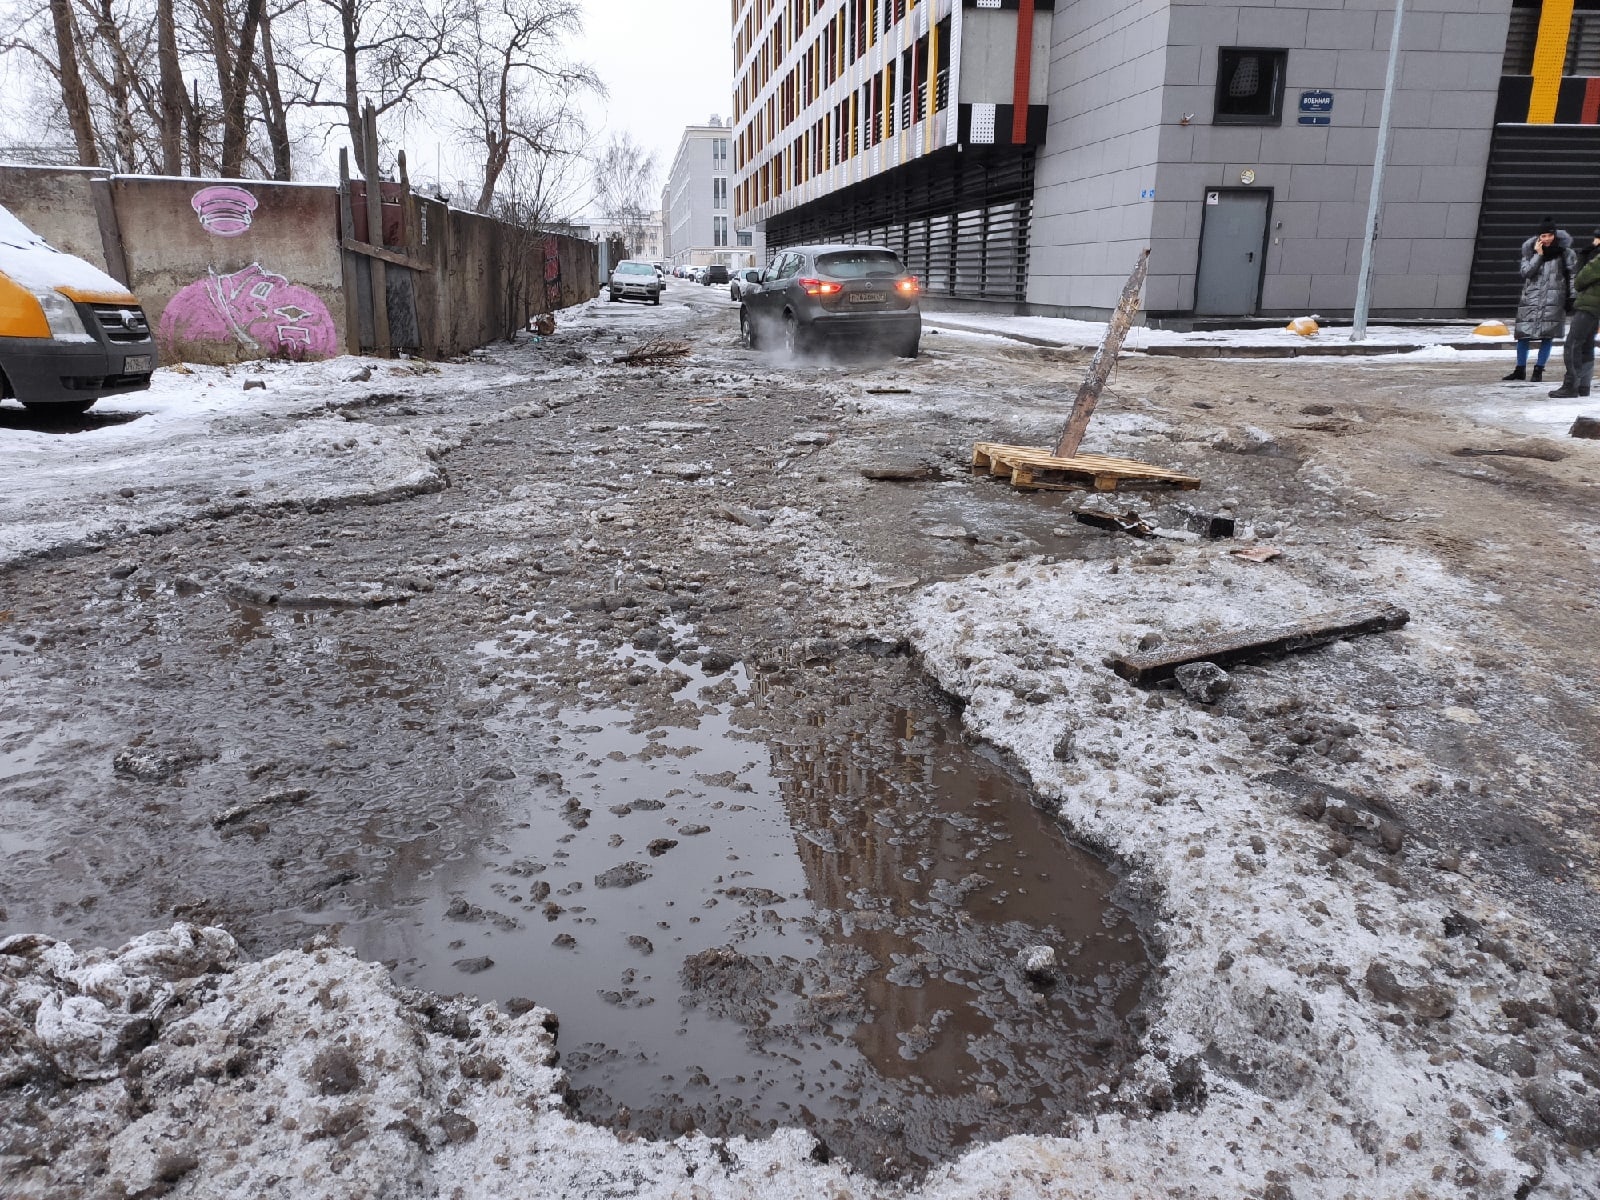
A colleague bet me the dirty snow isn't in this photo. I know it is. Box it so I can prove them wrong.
[4,295,1598,1199]
[0,354,535,569]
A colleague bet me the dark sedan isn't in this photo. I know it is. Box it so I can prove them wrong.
[739,245,920,358]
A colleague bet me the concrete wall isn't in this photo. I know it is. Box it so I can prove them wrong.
[1027,0,1172,314]
[0,165,601,363]
[0,166,114,272]
[114,177,348,365]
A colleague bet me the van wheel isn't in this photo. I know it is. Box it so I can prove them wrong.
[22,399,95,416]
[895,335,920,359]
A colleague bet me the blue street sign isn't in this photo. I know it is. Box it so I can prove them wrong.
[1298,115,1331,126]
[1299,90,1334,114]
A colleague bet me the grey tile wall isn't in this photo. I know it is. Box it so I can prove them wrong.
[1029,0,1512,315]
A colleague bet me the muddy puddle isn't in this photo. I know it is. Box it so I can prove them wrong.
[326,644,1149,1177]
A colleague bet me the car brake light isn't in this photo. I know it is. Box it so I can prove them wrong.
[799,277,841,296]
[896,277,920,295]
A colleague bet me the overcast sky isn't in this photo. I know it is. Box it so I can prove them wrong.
[0,0,736,211]
[573,0,734,187]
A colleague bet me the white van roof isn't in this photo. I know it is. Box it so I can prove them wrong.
[0,202,130,295]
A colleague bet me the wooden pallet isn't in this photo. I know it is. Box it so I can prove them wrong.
[971,442,1202,493]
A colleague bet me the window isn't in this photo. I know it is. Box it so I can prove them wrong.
[714,178,727,209]
[714,216,729,247]
[737,230,753,247]
[1214,48,1287,124]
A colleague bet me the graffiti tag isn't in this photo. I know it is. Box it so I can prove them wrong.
[159,263,338,360]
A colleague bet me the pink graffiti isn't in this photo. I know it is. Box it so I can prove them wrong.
[191,186,258,237]
[158,263,338,360]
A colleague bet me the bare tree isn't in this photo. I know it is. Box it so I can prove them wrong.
[45,0,98,164]
[441,0,596,214]
[156,0,184,171]
[276,0,457,177]
[490,143,588,341]
[592,132,658,257]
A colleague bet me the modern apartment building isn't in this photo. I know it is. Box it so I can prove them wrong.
[665,118,766,271]
[731,0,1600,320]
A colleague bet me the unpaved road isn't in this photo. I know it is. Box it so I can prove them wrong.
[3,283,1599,1197]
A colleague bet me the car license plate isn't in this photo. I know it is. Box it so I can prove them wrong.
[850,292,884,304]
[124,354,152,373]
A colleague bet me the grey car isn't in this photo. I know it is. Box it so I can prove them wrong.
[739,244,920,358]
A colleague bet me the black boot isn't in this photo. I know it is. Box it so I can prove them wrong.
[1548,385,1580,398]
[1531,366,1545,383]
[1502,366,1526,381]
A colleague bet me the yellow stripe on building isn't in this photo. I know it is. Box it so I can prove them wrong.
[1528,0,1574,123]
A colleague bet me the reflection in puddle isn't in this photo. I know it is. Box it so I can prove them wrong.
[337,653,1148,1177]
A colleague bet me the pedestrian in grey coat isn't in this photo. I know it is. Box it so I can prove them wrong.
[1504,218,1577,383]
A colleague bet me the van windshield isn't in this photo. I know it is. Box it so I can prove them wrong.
[815,250,903,279]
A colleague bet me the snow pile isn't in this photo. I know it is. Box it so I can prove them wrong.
[0,202,129,297]
[905,544,1600,1196]
[0,924,849,1200]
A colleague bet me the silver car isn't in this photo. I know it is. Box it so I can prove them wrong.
[609,260,662,305]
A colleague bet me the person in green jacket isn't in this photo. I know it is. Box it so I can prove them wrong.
[1551,229,1600,399]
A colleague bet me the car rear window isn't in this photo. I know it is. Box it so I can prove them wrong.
[815,251,904,279]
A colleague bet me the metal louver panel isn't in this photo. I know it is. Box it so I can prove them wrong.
[765,147,1035,304]
[1467,124,1600,315]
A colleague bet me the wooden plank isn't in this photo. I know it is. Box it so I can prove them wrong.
[1108,603,1411,684]
[340,237,434,273]
[971,442,1201,491]
[362,101,391,358]
[336,149,363,356]
[1055,248,1149,458]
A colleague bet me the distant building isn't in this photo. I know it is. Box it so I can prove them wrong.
[585,211,664,261]
[665,117,765,270]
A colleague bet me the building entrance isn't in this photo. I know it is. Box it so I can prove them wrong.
[1195,190,1271,316]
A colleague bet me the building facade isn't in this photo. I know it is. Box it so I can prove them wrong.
[585,212,665,261]
[665,118,765,270]
[732,0,1600,320]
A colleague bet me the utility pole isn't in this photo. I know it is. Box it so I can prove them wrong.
[1351,0,1406,342]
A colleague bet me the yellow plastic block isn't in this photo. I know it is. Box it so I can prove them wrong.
[1473,321,1510,337]
[1286,317,1319,337]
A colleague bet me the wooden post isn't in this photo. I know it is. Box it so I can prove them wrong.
[1054,248,1150,459]
[363,101,392,357]
[337,148,364,355]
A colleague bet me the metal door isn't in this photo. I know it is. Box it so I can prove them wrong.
[1194,190,1270,316]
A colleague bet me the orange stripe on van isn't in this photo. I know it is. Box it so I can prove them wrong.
[58,285,138,305]
[0,272,51,339]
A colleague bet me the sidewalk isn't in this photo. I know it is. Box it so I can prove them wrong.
[922,311,1514,359]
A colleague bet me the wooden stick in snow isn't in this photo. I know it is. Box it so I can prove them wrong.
[1054,248,1150,459]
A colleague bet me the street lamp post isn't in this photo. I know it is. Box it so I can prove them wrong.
[1351,0,1407,342]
